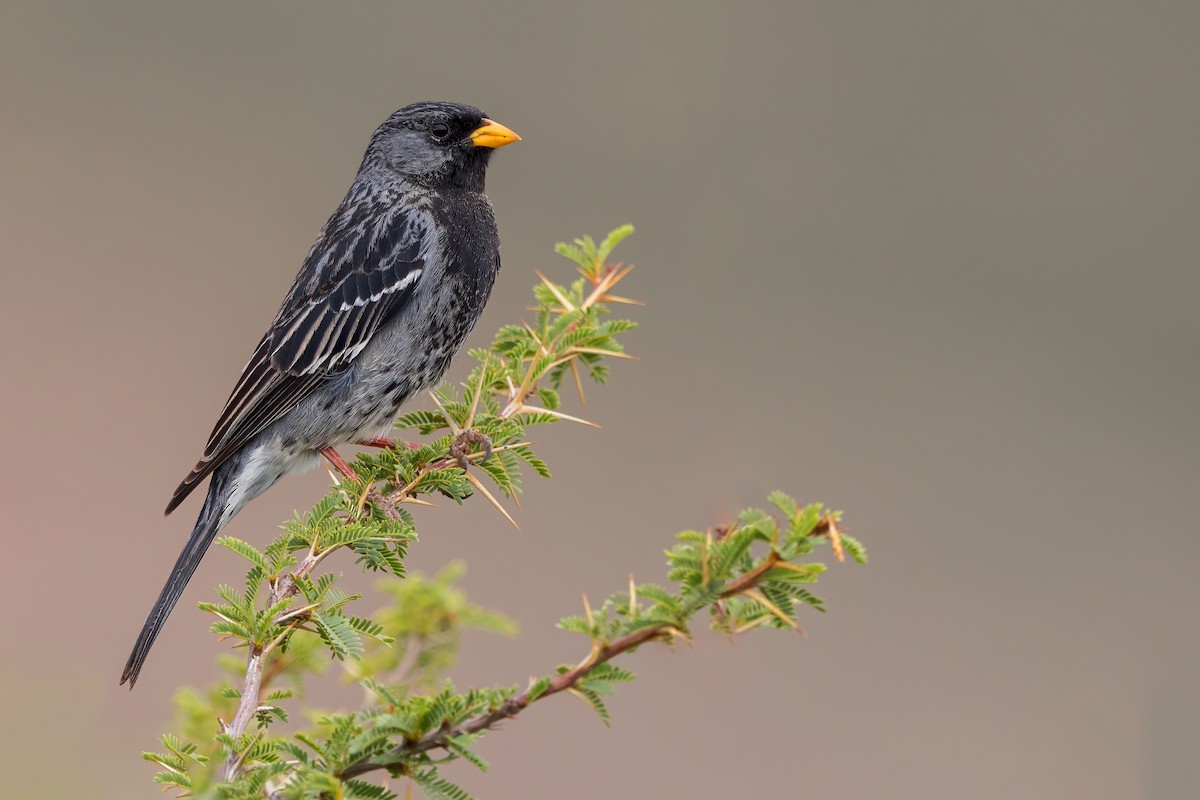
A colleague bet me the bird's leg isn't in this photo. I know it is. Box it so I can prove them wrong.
[356,436,421,451]
[318,446,359,480]
[449,429,493,470]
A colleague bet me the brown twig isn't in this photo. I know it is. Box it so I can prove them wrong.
[337,547,785,780]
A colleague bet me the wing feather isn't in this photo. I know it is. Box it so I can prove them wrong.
[166,204,429,515]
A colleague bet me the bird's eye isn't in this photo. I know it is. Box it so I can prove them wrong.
[430,122,451,140]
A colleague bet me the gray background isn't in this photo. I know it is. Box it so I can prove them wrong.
[1,2,1197,797]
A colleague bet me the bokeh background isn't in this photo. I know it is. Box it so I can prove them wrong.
[2,2,1197,797]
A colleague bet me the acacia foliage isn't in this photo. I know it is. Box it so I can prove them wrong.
[144,227,865,799]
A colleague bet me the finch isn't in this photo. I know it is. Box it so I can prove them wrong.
[121,101,520,687]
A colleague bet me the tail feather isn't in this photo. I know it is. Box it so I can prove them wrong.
[121,479,227,688]
[164,458,216,516]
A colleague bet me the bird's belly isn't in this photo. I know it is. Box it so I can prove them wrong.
[282,340,458,453]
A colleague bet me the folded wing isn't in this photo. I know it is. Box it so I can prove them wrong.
[165,206,429,515]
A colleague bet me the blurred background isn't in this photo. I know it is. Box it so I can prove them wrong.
[2,2,1197,797]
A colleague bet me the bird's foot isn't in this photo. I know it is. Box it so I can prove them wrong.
[357,436,421,451]
[319,446,359,480]
[450,429,493,470]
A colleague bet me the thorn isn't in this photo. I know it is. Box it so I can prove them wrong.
[611,262,637,282]
[566,687,594,711]
[827,516,846,563]
[427,391,462,436]
[662,626,689,642]
[464,354,490,431]
[485,441,536,453]
[274,603,320,624]
[464,472,519,530]
[398,497,439,508]
[745,589,804,633]
[355,483,373,515]
[523,405,601,428]
[734,615,775,634]
[582,262,635,308]
[535,271,576,312]
[570,346,638,360]
[582,592,595,628]
[570,358,586,410]
[769,561,820,577]
[521,320,548,352]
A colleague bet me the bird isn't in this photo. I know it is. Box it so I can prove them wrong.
[121,101,520,688]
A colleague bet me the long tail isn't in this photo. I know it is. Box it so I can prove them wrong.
[121,468,232,688]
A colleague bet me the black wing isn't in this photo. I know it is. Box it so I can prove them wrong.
[166,204,429,514]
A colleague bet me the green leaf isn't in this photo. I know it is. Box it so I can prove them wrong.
[512,445,551,478]
[217,536,270,572]
[556,615,593,635]
[581,663,635,684]
[570,686,612,726]
[394,409,450,434]
[767,490,798,521]
[554,241,590,269]
[413,768,474,800]
[526,676,552,702]
[315,612,364,661]
[840,533,869,564]
[446,734,490,772]
[793,503,824,539]
[476,452,516,498]
[352,539,407,575]
[596,224,635,264]
[602,319,638,334]
[344,779,400,800]
[348,615,396,645]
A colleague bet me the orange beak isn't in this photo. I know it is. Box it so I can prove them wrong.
[469,119,521,149]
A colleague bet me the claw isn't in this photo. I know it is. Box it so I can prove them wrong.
[450,429,493,470]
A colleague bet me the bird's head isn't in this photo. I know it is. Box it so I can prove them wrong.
[363,101,520,191]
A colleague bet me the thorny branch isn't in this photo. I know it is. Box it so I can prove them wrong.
[224,261,642,783]
[221,539,322,781]
[361,261,639,528]
[337,519,836,781]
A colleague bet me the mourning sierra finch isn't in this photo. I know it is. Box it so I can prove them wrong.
[121,101,520,687]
